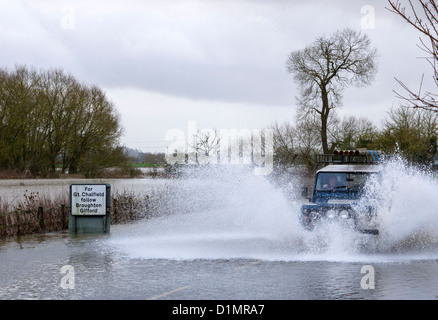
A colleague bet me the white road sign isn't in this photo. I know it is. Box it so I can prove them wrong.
[71,184,107,216]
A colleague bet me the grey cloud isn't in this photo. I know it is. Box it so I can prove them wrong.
[0,0,431,110]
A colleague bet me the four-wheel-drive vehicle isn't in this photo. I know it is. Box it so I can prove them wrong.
[300,151,383,235]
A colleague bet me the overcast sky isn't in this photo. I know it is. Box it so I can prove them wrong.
[0,0,433,153]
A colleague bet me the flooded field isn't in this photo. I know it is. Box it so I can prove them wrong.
[0,176,170,205]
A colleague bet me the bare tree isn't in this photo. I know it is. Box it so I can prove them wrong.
[330,114,379,150]
[286,28,378,154]
[270,121,298,166]
[386,0,438,112]
[294,116,321,172]
[191,128,221,164]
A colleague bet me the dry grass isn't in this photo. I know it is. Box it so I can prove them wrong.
[0,188,156,238]
[0,190,69,238]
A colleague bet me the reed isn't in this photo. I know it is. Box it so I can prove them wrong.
[0,188,155,238]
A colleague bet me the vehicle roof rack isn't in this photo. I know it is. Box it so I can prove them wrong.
[316,149,386,165]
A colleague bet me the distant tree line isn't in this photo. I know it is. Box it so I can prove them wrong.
[0,65,129,177]
[124,147,165,165]
[270,105,438,173]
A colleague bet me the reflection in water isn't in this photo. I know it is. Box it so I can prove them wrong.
[1,230,438,300]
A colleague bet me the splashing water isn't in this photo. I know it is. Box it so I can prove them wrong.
[109,161,438,262]
[363,157,438,253]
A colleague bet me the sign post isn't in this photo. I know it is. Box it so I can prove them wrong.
[69,184,111,234]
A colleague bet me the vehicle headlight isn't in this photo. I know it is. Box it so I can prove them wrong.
[302,208,312,215]
[327,209,336,219]
[339,210,349,219]
[310,212,319,220]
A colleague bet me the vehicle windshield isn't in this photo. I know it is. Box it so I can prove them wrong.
[315,172,373,192]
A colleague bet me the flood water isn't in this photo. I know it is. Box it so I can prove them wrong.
[1,161,438,300]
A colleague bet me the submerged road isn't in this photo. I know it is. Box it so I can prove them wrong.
[2,165,438,303]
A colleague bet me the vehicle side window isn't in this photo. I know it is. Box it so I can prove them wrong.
[347,173,374,191]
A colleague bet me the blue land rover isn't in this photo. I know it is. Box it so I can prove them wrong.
[300,152,383,235]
